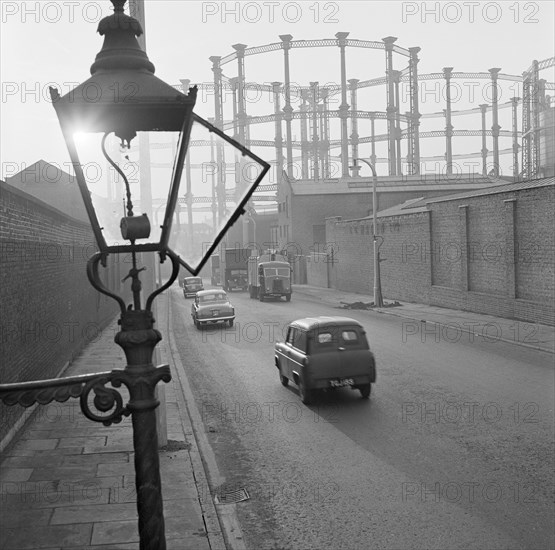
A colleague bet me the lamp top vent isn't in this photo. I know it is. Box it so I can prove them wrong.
[91,0,155,75]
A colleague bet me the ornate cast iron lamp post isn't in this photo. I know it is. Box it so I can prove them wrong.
[351,158,384,307]
[0,2,269,549]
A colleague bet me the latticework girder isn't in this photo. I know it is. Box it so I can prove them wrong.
[183,39,554,189]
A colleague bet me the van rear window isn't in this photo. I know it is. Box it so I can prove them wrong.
[342,330,359,342]
[317,332,333,344]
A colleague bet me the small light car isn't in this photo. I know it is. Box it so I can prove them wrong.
[183,276,204,298]
[274,316,376,404]
[191,289,235,329]
[224,270,248,292]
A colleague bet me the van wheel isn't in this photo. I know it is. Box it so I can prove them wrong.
[285,294,291,302]
[228,319,234,327]
[278,366,289,387]
[359,384,371,399]
[298,379,312,405]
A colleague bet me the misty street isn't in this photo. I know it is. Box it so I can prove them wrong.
[169,285,554,550]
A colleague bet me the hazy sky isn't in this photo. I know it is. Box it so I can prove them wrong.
[1,0,554,179]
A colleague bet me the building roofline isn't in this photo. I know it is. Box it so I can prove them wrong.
[6,159,75,186]
[289,174,504,196]
[0,179,90,227]
[424,176,555,204]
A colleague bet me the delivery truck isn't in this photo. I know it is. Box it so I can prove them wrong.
[248,250,292,302]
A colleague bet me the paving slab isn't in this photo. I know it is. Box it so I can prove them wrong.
[9,439,59,452]
[0,507,53,526]
[95,462,135,477]
[51,502,138,525]
[1,524,92,550]
[57,437,107,449]
[0,468,33,482]
[29,466,99,482]
[1,455,64,469]
[61,452,130,467]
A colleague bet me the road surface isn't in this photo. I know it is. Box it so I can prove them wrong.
[169,285,554,550]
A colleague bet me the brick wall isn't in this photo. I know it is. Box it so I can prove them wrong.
[326,212,432,304]
[0,181,118,444]
[467,200,507,295]
[320,183,555,325]
[283,188,474,260]
[430,202,462,289]
[291,193,372,257]
[514,188,555,302]
[306,253,329,288]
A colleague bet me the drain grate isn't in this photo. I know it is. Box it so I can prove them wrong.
[214,488,250,504]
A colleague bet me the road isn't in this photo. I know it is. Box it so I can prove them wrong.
[169,284,554,550]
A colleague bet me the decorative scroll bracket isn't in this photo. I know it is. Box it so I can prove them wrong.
[0,365,171,427]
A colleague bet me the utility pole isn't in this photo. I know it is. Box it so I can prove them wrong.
[351,159,384,307]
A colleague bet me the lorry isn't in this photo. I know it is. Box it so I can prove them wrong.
[221,247,250,292]
[248,250,292,302]
[210,254,221,286]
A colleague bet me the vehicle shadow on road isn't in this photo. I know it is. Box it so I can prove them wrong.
[280,384,376,421]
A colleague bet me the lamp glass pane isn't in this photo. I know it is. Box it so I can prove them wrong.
[70,129,183,248]
[166,117,267,273]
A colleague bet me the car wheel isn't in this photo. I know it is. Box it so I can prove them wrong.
[228,319,234,327]
[278,366,289,387]
[195,320,201,330]
[298,378,312,405]
[359,384,371,399]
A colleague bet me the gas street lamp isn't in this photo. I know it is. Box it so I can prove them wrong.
[0,2,269,549]
[350,158,384,307]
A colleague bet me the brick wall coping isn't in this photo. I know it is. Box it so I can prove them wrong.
[290,173,500,186]
[291,178,503,196]
[425,177,554,204]
[326,208,430,225]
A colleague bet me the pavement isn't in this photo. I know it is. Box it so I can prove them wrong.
[1,284,553,550]
[0,292,227,550]
[292,284,555,355]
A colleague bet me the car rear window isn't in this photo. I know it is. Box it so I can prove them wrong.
[309,326,368,352]
[341,328,369,348]
[309,331,336,353]
[186,278,202,284]
[342,330,358,342]
[200,293,226,303]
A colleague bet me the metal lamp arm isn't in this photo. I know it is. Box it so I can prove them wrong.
[87,252,127,316]
[145,251,180,312]
[0,370,130,426]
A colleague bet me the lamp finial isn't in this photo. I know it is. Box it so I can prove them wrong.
[112,0,126,12]
[91,0,154,74]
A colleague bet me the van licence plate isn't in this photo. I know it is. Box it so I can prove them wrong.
[329,378,354,388]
